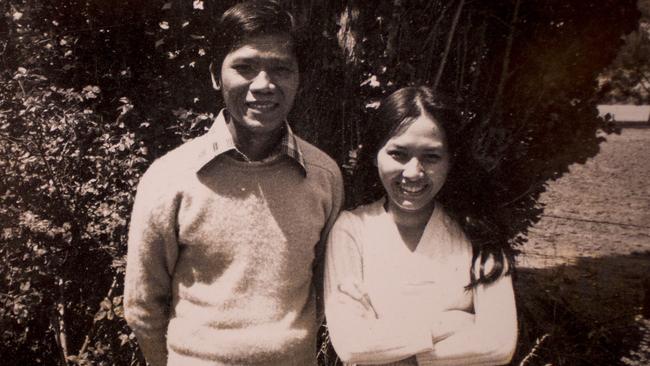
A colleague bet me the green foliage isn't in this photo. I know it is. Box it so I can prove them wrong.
[601,0,650,104]
[0,0,641,365]
[0,68,147,364]
[0,1,204,363]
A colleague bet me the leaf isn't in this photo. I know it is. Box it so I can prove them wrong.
[360,74,380,88]
[99,298,111,310]
[118,333,130,346]
[113,305,124,318]
[111,257,126,269]
[112,296,122,306]
[20,282,31,292]
[94,310,106,321]
[162,1,172,10]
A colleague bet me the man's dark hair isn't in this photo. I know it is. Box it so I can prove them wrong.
[210,0,297,70]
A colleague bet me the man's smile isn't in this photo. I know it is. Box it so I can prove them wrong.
[246,100,278,112]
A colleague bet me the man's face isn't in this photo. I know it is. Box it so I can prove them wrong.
[217,33,299,136]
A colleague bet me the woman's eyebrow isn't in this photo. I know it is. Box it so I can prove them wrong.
[231,55,297,67]
[384,143,405,150]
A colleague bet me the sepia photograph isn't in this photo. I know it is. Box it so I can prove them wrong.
[1,0,649,365]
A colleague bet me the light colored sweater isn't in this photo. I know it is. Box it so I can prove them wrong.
[124,127,343,366]
[324,199,517,366]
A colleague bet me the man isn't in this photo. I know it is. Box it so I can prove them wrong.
[124,1,344,365]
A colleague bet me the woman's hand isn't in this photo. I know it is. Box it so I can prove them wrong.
[429,310,475,343]
[338,280,379,319]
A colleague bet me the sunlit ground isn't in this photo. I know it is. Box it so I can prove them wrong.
[519,127,650,268]
[514,127,650,365]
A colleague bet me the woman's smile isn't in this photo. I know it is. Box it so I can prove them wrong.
[395,180,431,196]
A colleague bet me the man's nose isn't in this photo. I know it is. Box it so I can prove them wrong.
[402,158,424,180]
[250,70,274,91]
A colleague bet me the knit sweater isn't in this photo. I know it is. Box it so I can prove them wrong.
[124,128,344,366]
[324,199,517,366]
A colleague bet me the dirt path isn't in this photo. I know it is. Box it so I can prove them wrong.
[518,127,650,268]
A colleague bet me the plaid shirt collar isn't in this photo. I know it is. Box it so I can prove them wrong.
[194,109,306,175]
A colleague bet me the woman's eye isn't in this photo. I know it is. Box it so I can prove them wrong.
[272,65,295,75]
[388,151,407,160]
[423,153,441,162]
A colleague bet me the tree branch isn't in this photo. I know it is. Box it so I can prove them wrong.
[486,0,521,125]
[519,333,549,366]
[50,295,70,366]
[419,6,448,81]
[433,0,466,90]
[33,132,78,218]
[77,276,119,357]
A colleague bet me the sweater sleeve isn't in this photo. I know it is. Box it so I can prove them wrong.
[417,257,518,366]
[313,166,345,321]
[324,213,433,365]
[124,165,180,366]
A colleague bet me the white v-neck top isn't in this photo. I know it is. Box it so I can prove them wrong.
[324,198,474,365]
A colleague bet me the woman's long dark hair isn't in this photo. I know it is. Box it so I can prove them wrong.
[358,86,513,287]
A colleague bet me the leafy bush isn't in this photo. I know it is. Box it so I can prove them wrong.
[0,65,148,364]
[600,0,650,104]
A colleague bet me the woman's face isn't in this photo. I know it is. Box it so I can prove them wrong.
[377,113,450,215]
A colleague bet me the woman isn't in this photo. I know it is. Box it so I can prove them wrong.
[324,86,517,365]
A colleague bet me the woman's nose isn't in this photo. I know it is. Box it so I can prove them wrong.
[402,158,424,180]
[250,70,274,91]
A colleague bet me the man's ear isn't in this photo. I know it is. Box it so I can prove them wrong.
[209,62,221,91]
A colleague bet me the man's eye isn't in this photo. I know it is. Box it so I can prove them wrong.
[233,64,254,73]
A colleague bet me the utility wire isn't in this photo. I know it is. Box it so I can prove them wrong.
[541,214,650,230]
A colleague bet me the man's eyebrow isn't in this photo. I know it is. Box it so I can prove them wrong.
[425,143,445,149]
[230,55,296,64]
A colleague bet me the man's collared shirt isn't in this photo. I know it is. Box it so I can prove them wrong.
[193,109,306,175]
